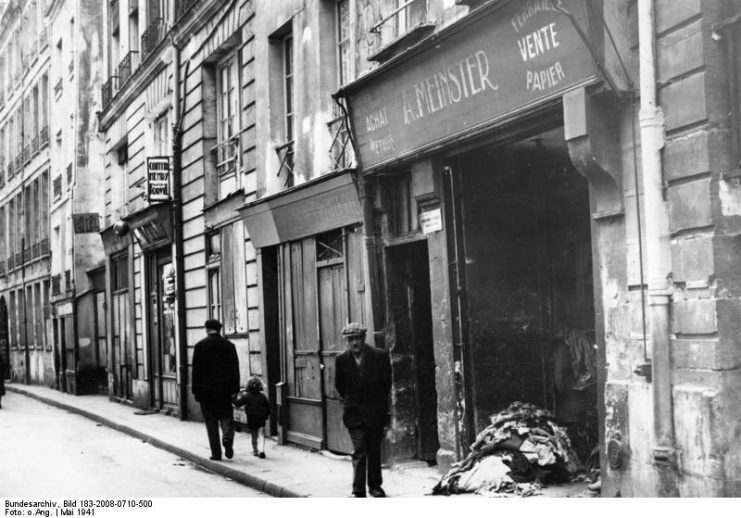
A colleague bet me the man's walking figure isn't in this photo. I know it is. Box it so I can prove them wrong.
[335,322,392,497]
[192,319,240,461]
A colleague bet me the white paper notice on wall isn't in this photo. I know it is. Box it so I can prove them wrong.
[420,207,443,235]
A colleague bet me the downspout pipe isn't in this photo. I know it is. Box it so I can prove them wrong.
[637,0,678,496]
[171,39,189,421]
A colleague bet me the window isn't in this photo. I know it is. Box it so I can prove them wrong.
[283,35,294,146]
[44,280,51,350]
[8,291,16,349]
[206,232,221,322]
[336,0,352,85]
[34,283,42,347]
[208,223,247,336]
[214,53,240,195]
[153,113,169,155]
[273,31,295,188]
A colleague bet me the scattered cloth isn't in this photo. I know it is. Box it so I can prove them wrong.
[433,401,581,497]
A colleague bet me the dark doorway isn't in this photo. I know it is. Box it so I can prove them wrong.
[388,240,440,462]
[261,246,281,437]
[148,250,177,410]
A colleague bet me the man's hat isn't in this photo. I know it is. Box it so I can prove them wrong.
[342,322,367,336]
[205,319,222,330]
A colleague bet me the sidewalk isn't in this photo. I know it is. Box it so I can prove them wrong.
[5,382,440,498]
[6,383,591,498]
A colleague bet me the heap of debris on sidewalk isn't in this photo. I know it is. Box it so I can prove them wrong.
[432,401,595,497]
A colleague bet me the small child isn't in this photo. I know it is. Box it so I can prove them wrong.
[233,376,271,458]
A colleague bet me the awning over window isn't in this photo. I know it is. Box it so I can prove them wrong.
[239,170,362,248]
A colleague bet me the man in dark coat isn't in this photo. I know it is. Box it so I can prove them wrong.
[335,322,392,497]
[192,319,240,461]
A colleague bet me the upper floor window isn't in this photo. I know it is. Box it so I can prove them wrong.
[336,0,352,86]
[153,113,170,156]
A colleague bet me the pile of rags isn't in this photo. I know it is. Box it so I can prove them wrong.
[432,401,580,496]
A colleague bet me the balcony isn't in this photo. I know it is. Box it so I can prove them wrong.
[101,75,119,108]
[118,51,139,85]
[23,144,31,165]
[40,238,49,256]
[7,256,13,272]
[8,160,14,179]
[15,252,22,266]
[32,243,39,259]
[15,153,23,171]
[275,141,295,188]
[368,0,434,63]
[40,126,49,148]
[141,17,166,61]
[32,135,39,157]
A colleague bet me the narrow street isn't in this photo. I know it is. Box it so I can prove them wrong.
[0,392,267,498]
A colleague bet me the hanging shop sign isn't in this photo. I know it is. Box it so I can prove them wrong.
[341,0,600,171]
[72,213,101,234]
[147,156,172,202]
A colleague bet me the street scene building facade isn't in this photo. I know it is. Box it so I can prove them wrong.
[3,0,741,498]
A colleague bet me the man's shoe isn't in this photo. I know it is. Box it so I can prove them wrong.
[209,456,222,461]
[223,439,234,459]
[258,452,266,459]
[350,493,366,498]
[369,488,386,498]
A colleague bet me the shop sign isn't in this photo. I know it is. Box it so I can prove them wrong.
[344,0,600,171]
[72,213,100,234]
[147,156,172,202]
[420,208,443,235]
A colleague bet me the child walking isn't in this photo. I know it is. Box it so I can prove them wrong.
[234,376,271,458]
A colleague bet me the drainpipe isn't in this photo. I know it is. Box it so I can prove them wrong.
[637,0,678,496]
[171,40,189,421]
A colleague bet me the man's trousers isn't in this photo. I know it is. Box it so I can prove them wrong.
[348,424,383,495]
[200,401,234,459]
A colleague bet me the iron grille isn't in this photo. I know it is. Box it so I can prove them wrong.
[141,17,166,60]
[101,75,118,107]
[118,51,139,84]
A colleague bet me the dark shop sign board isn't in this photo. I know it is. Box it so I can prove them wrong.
[147,156,172,202]
[344,0,600,171]
[73,213,100,234]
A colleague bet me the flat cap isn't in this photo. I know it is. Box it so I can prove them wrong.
[205,319,223,330]
[341,322,367,336]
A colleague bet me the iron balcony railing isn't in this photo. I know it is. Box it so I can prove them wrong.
[141,17,166,60]
[15,251,22,266]
[7,256,14,272]
[7,159,14,179]
[40,126,49,148]
[23,144,31,165]
[32,243,39,259]
[15,151,23,171]
[40,238,49,256]
[0,158,4,187]
[32,135,39,157]
[101,75,119,108]
[275,141,295,188]
[118,50,139,84]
